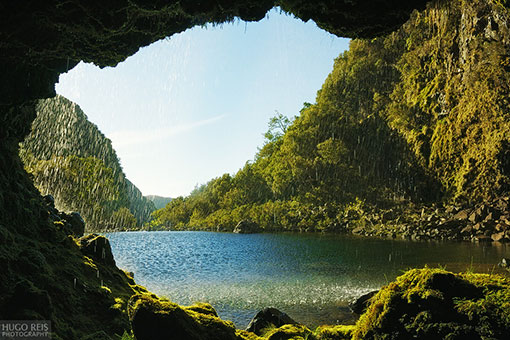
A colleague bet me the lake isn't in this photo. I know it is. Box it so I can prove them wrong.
[105,231,509,328]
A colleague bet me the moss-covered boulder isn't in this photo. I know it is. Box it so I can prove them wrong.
[128,294,251,340]
[353,268,510,340]
[79,234,116,266]
[246,308,298,335]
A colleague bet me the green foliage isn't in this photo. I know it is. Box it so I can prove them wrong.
[352,267,510,340]
[153,0,510,232]
[263,111,293,143]
[23,153,120,228]
[20,95,156,231]
[111,207,137,231]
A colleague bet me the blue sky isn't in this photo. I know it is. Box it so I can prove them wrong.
[56,9,349,198]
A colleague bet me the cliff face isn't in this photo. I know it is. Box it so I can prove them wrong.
[387,0,510,201]
[316,0,510,203]
[21,95,155,231]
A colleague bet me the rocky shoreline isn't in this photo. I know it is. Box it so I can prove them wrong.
[344,194,510,243]
[126,268,510,340]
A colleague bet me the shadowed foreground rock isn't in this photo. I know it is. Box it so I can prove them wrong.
[353,268,510,340]
[246,307,297,335]
[348,290,378,315]
[126,267,510,340]
[128,294,353,340]
[79,234,116,266]
[128,294,253,340]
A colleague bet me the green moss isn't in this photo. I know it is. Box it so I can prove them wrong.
[128,293,246,340]
[184,302,219,317]
[263,324,312,340]
[353,267,510,340]
[314,325,355,340]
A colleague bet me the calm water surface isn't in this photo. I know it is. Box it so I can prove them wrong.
[105,231,509,328]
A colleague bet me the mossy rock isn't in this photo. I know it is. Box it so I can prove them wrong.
[263,324,312,340]
[79,234,116,266]
[353,267,510,340]
[128,294,247,340]
[314,325,355,340]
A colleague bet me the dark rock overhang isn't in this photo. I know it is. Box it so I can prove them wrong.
[0,0,430,106]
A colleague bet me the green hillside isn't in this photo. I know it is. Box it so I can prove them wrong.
[151,0,510,233]
[145,195,173,210]
[20,95,155,231]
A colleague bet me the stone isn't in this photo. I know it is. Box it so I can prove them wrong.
[349,290,378,315]
[472,223,482,231]
[233,220,261,234]
[79,234,116,266]
[43,194,55,207]
[352,226,365,234]
[469,211,481,223]
[129,294,241,340]
[491,232,506,242]
[495,223,505,232]
[246,308,297,335]
[483,212,494,223]
[473,235,492,242]
[499,258,510,268]
[454,209,470,220]
[68,212,85,237]
[460,226,473,235]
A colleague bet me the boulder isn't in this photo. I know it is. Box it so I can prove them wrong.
[246,307,297,335]
[473,235,492,242]
[79,234,116,266]
[67,212,85,237]
[491,232,508,242]
[353,268,510,340]
[43,194,55,208]
[58,211,86,237]
[498,258,510,268]
[453,209,470,220]
[381,210,394,222]
[460,226,473,235]
[233,220,261,234]
[349,290,378,315]
[129,294,242,340]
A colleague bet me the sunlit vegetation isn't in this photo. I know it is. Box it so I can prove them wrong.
[151,0,510,232]
[19,96,155,231]
[126,267,510,339]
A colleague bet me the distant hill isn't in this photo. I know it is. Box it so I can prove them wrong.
[145,195,173,210]
[20,95,156,231]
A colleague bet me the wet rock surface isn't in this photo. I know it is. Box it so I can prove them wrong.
[43,194,85,237]
[246,307,298,335]
[348,291,378,315]
[352,268,510,340]
[129,295,244,340]
[347,194,510,242]
[79,234,116,266]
